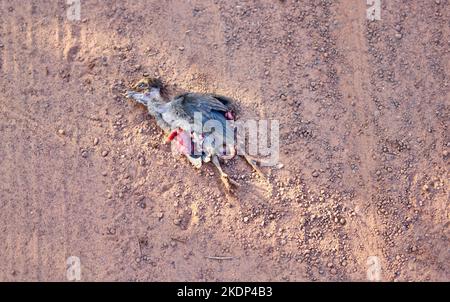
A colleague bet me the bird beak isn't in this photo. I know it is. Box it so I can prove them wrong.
[124,91,136,99]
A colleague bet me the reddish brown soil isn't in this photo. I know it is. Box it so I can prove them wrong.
[0,0,448,281]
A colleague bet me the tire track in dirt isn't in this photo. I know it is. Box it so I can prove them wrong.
[22,0,42,281]
[16,1,46,273]
[20,128,39,280]
[0,4,34,281]
[10,7,23,98]
[0,3,14,281]
[334,0,384,280]
[0,102,44,280]
[314,1,354,281]
[28,1,38,86]
[22,123,77,280]
[56,2,73,281]
[0,2,14,80]
[0,3,5,74]
[362,1,449,281]
[1,113,111,280]
[281,1,354,281]
[0,126,18,281]
[1,123,36,280]
[0,1,101,280]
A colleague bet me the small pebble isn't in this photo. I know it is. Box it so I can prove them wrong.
[101,150,109,157]
[93,138,99,146]
[58,129,65,135]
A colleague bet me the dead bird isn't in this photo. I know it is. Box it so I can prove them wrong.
[125,76,264,191]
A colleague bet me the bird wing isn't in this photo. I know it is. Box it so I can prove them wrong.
[162,93,231,129]
[177,93,234,133]
[207,94,236,112]
[177,93,231,113]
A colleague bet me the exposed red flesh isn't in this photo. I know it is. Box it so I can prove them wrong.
[166,129,179,143]
[225,111,235,120]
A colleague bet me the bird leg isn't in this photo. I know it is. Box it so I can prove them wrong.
[212,156,239,191]
[235,140,265,178]
[242,154,265,179]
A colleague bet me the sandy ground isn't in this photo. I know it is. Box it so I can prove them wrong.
[0,0,448,281]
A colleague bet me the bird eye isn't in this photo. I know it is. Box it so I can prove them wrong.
[138,83,146,88]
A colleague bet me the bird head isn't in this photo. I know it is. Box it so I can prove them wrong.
[130,76,168,97]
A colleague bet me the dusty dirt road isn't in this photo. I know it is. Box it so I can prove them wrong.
[0,0,448,281]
